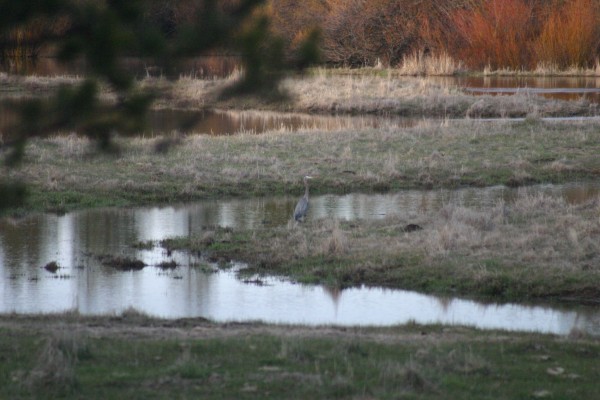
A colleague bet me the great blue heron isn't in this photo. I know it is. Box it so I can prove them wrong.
[293,175,313,222]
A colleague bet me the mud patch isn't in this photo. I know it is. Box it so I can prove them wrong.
[43,261,60,273]
[97,255,146,271]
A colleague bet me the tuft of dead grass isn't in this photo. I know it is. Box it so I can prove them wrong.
[319,219,348,256]
[23,330,89,392]
[397,51,464,76]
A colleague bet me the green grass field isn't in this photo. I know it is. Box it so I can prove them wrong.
[1,315,598,399]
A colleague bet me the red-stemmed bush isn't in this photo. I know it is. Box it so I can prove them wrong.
[535,0,600,68]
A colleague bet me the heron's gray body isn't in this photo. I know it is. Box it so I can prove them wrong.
[294,194,309,221]
[293,176,312,221]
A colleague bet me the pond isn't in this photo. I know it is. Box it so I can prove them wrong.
[433,75,600,102]
[2,104,599,142]
[1,183,599,336]
[0,104,427,140]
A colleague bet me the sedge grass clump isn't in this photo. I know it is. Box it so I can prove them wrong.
[426,203,504,254]
[397,51,464,76]
[511,190,567,216]
[377,359,434,393]
[318,219,348,256]
[24,331,90,393]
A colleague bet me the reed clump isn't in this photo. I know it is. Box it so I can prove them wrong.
[397,51,464,76]
[23,330,90,393]
[319,219,348,256]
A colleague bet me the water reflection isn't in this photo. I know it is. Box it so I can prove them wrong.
[1,184,599,336]
[437,76,600,102]
[146,109,422,136]
[0,104,423,140]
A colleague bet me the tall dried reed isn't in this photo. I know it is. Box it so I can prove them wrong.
[397,51,463,76]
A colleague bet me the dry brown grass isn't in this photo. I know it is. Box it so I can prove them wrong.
[7,115,599,211]
[319,219,348,256]
[397,51,464,76]
[4,72,598,122]
[406,190,600,272]
[153,72,597,118]
[207,189,599,299]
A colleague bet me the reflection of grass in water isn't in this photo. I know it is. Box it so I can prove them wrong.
[190,262,219,273]
[131,240,155,250]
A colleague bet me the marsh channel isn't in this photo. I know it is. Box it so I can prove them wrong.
[1,183,599,337]
[2,61,600,337]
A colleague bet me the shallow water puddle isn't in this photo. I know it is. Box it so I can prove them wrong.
[434,75,600,102]
[1,183,599,336]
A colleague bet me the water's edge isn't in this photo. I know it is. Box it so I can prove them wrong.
[2,184,599,336]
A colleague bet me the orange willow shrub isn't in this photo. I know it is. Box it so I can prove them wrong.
[136,0,600,70]
[450,0,536,69]
[416,1,478,55]
[535,0,600,68]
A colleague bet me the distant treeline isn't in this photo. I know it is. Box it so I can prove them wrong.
[268,0,600,69]
[2,0,600,71]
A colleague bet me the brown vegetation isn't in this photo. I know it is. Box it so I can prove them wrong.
[4,0,600,71]
[450,0,536,69]
[0,16,69,59]
[534,0,600,69]
[267,0,600,70]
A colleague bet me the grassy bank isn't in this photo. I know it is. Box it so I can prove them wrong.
[156,73,599,118]
[1,314,598,399]
[3,73,597,119]
[4,118,599,213]
[161,189,600,303]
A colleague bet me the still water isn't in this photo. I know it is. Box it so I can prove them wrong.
[1,184,599,336]
[145,109,423,136]
[0,105,424,140]
[433,75,600,102]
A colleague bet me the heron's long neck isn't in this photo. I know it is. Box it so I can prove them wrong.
[304,180,309,197]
